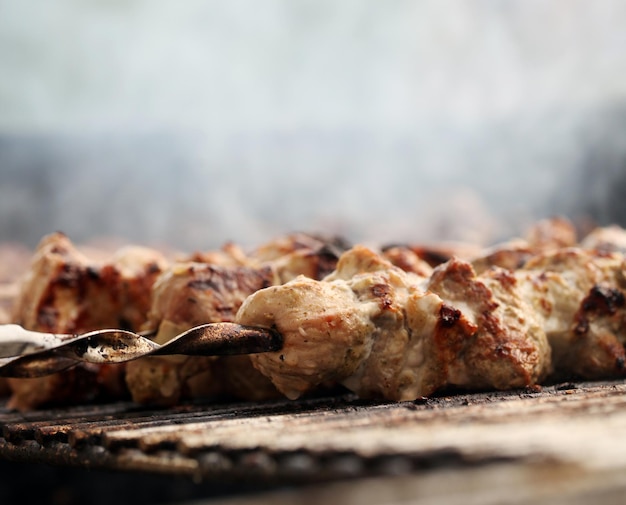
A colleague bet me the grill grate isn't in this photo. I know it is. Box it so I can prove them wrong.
[2,381,626,484]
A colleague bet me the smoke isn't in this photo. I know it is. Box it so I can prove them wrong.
[1,1,626,251]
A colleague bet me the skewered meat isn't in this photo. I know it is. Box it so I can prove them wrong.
[6,221,626,409]
[184,242,250,268]
[239,227,626,401]
[125,262,278,405]
[580,225,626,254]
[472,217,578,274]
[525,217,578,251]
[380,246,433,278]
[238,246,551,400]
[517,248,626,379]
[381,242,482,268]
[185,233,349,283]
[7,233,168,410]
[12,232,167,333]
[125,233,347,405]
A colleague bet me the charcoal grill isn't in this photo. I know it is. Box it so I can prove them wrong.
[3,380,626,504]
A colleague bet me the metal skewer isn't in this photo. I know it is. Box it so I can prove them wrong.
[0,323,283,378]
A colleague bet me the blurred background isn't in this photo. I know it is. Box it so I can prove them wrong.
[2,0,626,253]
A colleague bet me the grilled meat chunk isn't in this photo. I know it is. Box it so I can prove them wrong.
[525,217,578,252]
[237,274,376,399]
[12,233,167,333]
[7,232,167,410]
[184,242,250,268]
[427,260,551,391]
[125,234,349,406]
[143,263,277,343]
[580,225,626,254]
[381,246,434,278]
[125,262,279,405]
[471,239,534,274]
[471,218,578,274]
[517,248,626,379]
[238,246,551,401]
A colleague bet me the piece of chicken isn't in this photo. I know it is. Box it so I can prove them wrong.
[248,232,350,283]
[7,232,168,410]
[381,242,483,269]
[380,246,434,278]
[124,262,280,405]
[12,233,167,333]
[516,248,626,379]
[184,242,251,268]
[237,246,551,401]
[525,217,578,251]
[186,232,350,283]
[580,225,626,254]
[125,233,350,406]
[472,217,578,274]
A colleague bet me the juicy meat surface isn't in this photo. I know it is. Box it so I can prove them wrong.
[471,217,578,274]
[8,223,626,409]
[381,246,434,278]
[580,225,626,254]
[143,262,277,343]
[517,248,626,379]
[125,262,278,405]
[12,233,168,334]
[427,260,551,391]
[238,274,377,399]
[524,217,578,251]
[238,246,552,401]
[7,233,168,410]
[124,234,350,406]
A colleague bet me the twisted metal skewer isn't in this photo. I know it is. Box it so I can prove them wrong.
[0,323,283,378]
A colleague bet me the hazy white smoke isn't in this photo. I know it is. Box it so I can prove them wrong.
[1,1,626,250]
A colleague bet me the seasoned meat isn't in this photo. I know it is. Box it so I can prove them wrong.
[143,263,277,342]
[327,247,440,400]
[517,248,626,379]
[125,262,278,405]
[124,354,220,406]
[238,246,551,401]
[247,232,349,283]
[471,239,534,274]
[238,274,377,399]
[382,242,483,268]
[7,233,168,410]
[8,223,626,409]
[525,217,578,251]
[381,246,434,278]
[126,234,350,406]
[471,217,578,274]
[427,260,551,391]
[12,233,167,334]
[580,225,626,254]
[184,242,250,268]
[250,233,350,263]
[0,245,33,397]
[214,355,283,401]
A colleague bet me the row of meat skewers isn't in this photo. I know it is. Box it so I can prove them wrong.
[2,218,626,411]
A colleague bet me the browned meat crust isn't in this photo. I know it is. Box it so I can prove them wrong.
[12,232,167,333]
[7,233,168,411]
[124,262,278,406]
[8,223,626,409]
[123,233,349,406]
[239,246,550,401]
